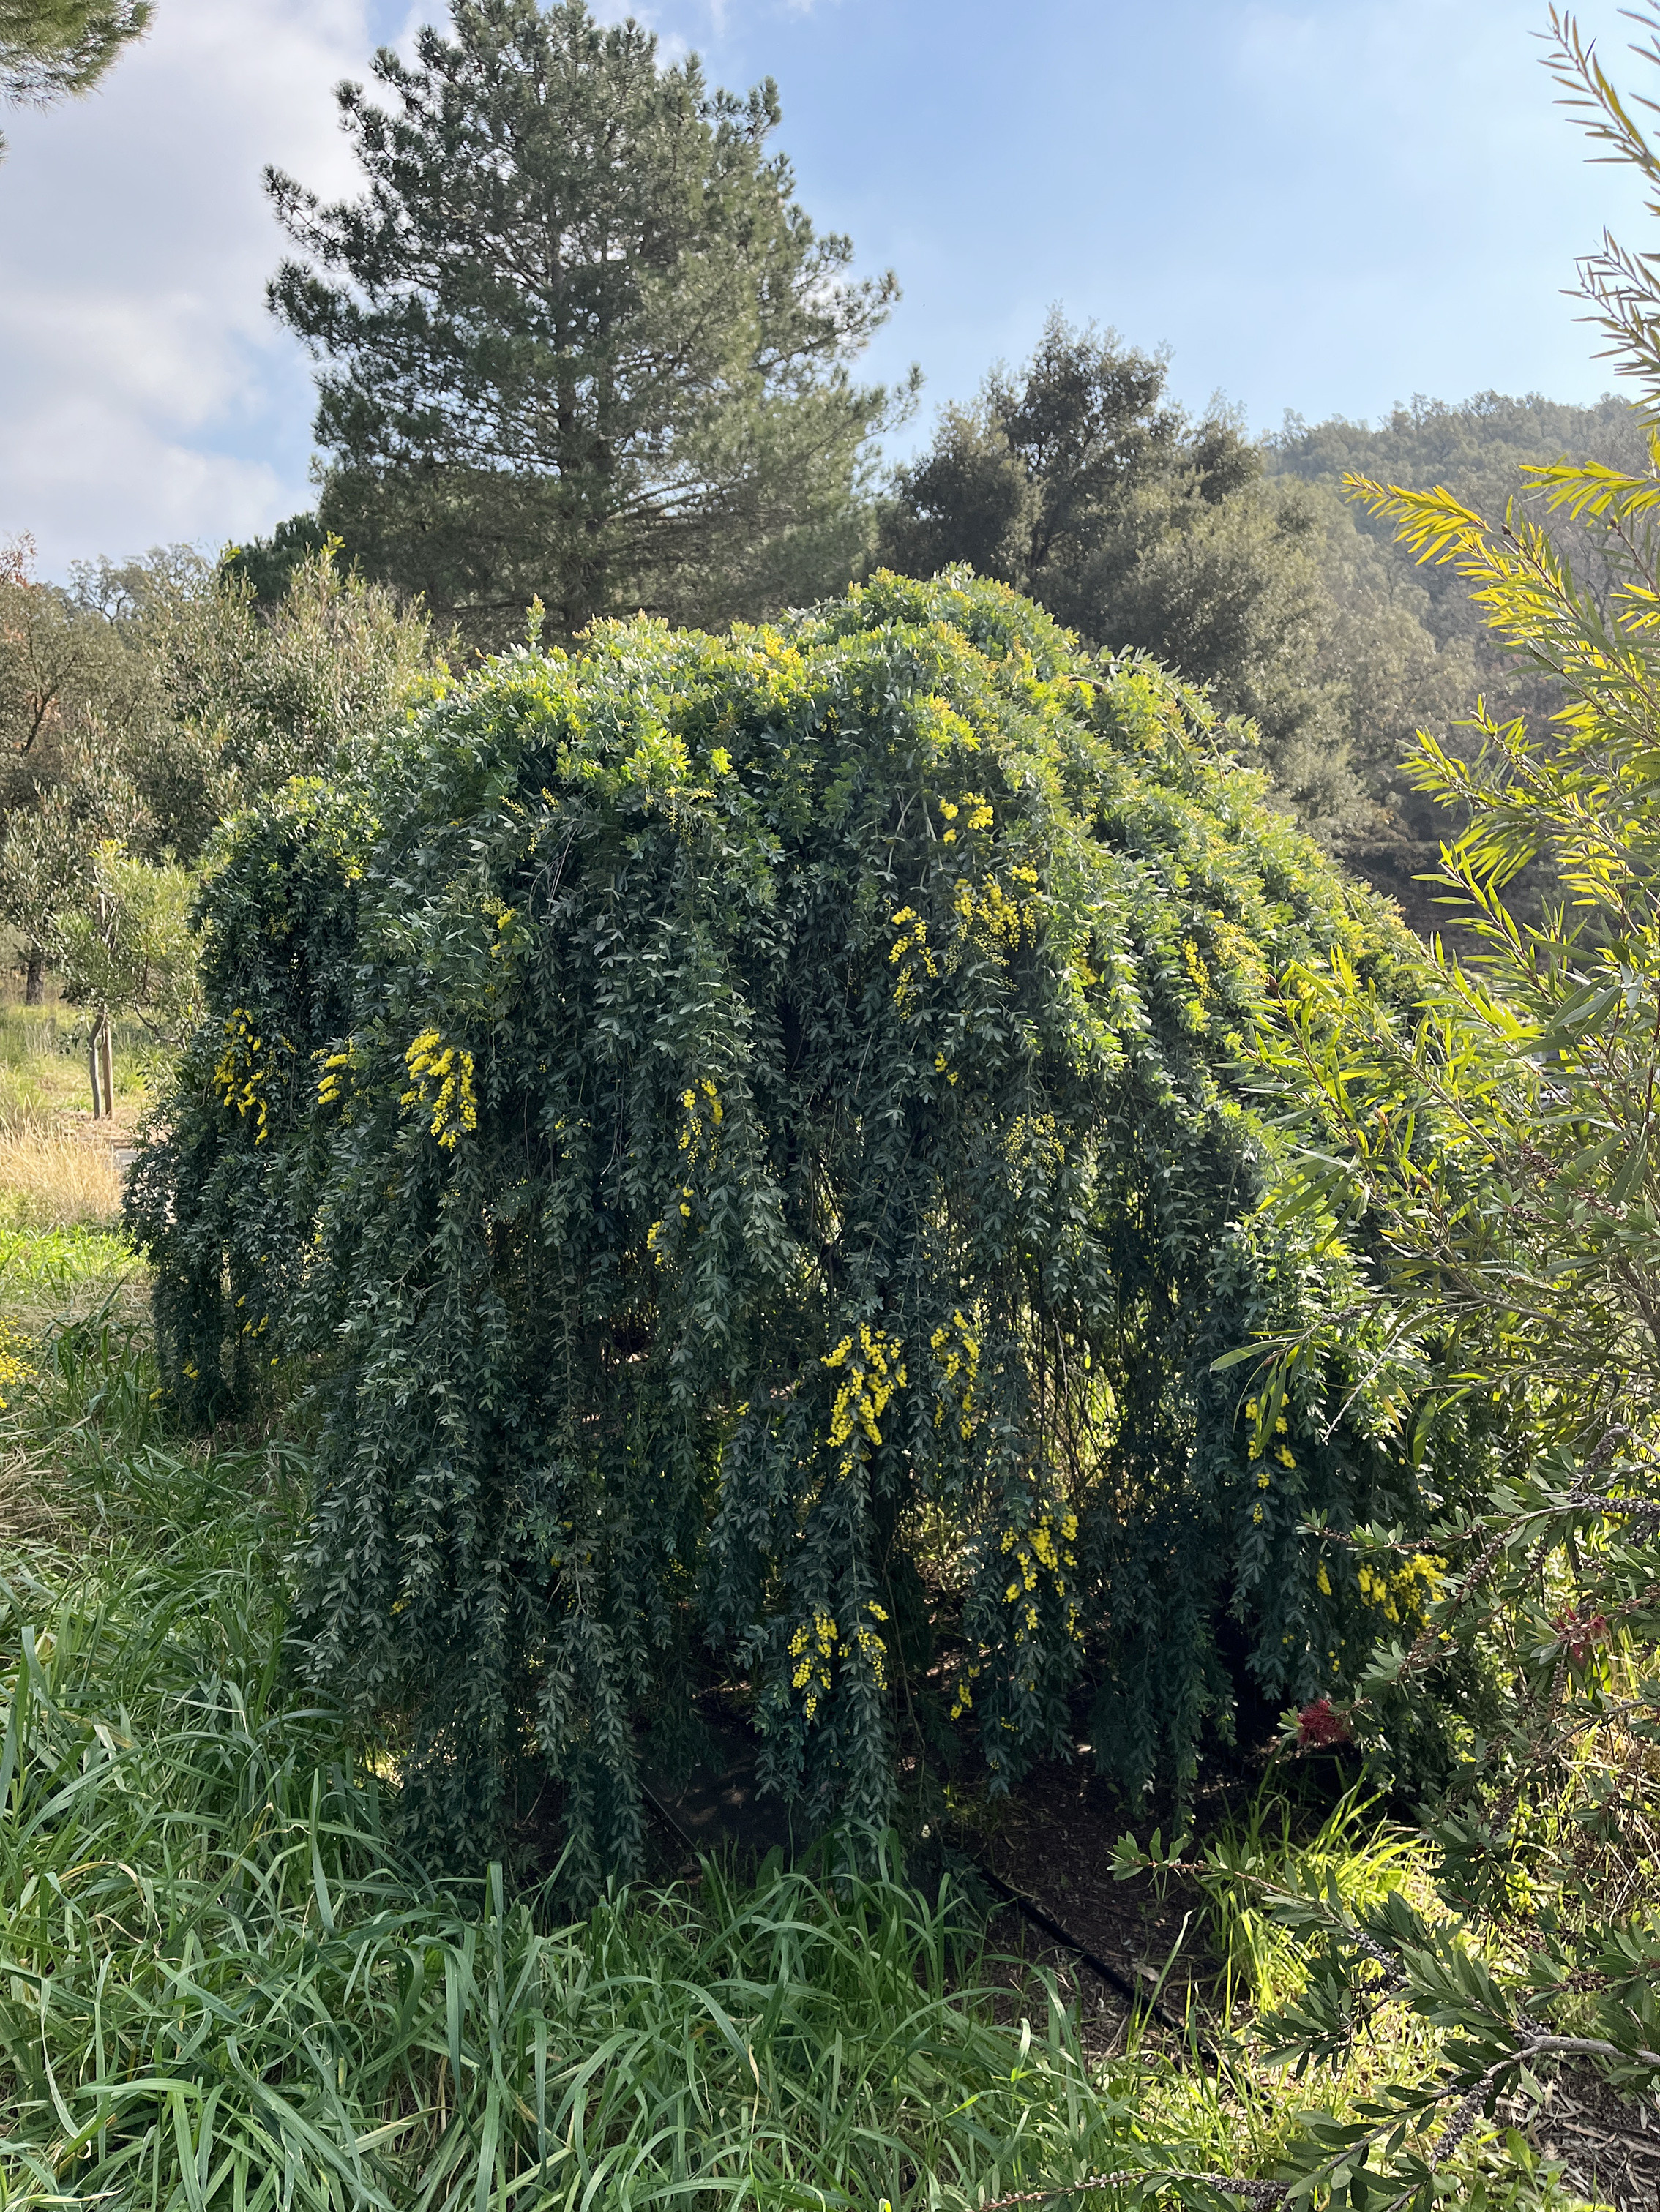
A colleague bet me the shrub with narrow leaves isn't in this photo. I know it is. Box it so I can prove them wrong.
[129,571,1470,1875]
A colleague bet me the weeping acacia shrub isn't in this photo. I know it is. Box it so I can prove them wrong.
[128,569,1463,1875]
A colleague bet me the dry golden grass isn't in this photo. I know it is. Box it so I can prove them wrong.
[0,1125,124,1230]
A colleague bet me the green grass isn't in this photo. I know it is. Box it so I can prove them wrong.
[0,1228,145,1360]
[0,997,149,1244]
[0,1221,141,1290]
[1194,1785,1432,2014]
[0,1475,1150,2208]
[0,1000,151,1135]
[0,1272,1590,2212]
[0,1320,1159,2212]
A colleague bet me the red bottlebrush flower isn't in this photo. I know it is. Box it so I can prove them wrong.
[1553,1611,1608,1665]
[1296,1697,1350,1749]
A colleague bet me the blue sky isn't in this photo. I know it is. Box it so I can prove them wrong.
[0,0,1652,573]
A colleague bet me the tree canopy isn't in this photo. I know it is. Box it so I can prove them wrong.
[266,0,907,650]
[135,539,442,862]
[1,539,438,1002]
[0,0,148,151]
[0,533,154,998]
[879,316,1345,828]
[130,569,1473,1878]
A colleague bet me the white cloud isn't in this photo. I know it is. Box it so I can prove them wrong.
[0,0,389,573]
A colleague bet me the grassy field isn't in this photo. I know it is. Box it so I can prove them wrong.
[0,1003,1598,2210]
[0,1357,1574,2210]
[0,994,151,1237]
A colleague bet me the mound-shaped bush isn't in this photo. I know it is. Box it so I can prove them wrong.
[131,571,1462,1874]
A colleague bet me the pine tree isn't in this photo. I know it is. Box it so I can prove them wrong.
[266,0,908,648]
[0,0,149,152]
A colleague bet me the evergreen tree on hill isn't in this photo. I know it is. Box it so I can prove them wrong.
[1271,391,1648,923]
[878,314,1355,836]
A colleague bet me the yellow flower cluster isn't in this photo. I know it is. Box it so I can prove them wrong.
[854,1603,889,1687]
[789,1600,890,1719]
[1244,1398,1296,1523]
[823,1324,906,1477]
[999,1510,1081,1643]
[1181,937,1211,1031]
[951,869,1040,955]
[316,1038,356,1110]
[1356,1553,1446,1626]
[678,1077,723,1163]
[213,1007,291,1145]
[1245,1400,1290,1461]
[888,907,938,1016]
[1003,1111,1063,1182]
[951,1502,1083,1720]
[646,1182,700,1261]
[400,1028,478,1150]
[891,786,1042,1022]
[0,1315,37,1411]
[934,788,995,847]
[789,1611,837,1717]
[929,1308,981,1438]
[751,626,806,708]
[1210,918,1265,997]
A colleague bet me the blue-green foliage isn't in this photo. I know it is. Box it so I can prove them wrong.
[129,571,1463,1874]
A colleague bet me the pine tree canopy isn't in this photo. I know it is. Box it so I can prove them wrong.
[130,571,1470,1880]
[0,0,148,108]
[266,0,905,648]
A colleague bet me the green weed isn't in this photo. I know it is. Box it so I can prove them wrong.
[1,1222,140,1289]
[1197,1785,1429,2013]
